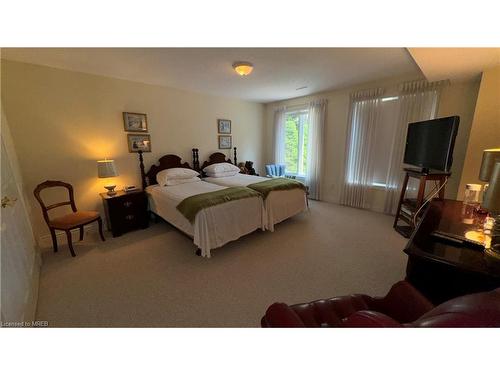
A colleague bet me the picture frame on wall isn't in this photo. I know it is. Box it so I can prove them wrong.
[123,112,148,132]
[217,119,231,134]
[218,135,232,149]
[127,134,151,153]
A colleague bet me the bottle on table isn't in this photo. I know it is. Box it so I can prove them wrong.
[462,183,482,225]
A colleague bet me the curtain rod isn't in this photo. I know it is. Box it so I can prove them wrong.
[285,103,308,109]
[273,103,308,111]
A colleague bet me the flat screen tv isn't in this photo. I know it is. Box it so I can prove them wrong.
[403,116,460,173]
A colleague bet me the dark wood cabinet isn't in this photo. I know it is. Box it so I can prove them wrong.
[100,190,149,237]
[404,199,500,305]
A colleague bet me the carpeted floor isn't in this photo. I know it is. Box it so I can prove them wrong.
[35,201,408,327]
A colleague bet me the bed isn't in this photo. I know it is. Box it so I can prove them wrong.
[196,150,307,231]
[138,152,265,258]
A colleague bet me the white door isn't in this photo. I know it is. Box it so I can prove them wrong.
[1,133,37,323]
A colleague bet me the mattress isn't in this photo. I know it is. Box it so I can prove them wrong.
[203,174,307,231]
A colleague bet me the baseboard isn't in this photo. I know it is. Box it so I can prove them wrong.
[37,221,105,249]
[23,251,41,322]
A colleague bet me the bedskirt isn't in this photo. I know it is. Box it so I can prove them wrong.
[148,192,265,257]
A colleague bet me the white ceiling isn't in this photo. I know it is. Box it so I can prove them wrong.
[2,48,421,103]
[408,48,500,81]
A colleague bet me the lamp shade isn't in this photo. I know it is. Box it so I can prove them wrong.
[479,149,500,181]
[482,162,500,214]
[97,160,118,178]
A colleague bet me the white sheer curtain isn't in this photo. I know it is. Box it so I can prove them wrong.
[340,88,384,208]
[273,106,286,164]
[306,99,327,200]
[383,80,446,214]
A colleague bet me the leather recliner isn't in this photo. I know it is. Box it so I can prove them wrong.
[261,281,500,327]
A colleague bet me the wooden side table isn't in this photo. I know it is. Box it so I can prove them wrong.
[100,190,149,237]
[404,199,500,304]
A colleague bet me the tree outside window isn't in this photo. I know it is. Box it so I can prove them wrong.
[284,110,309,176]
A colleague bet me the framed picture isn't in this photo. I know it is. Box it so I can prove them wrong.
[127,134,151,153]
[218,135,232,149]
[123,112,148,132]
[217,119,231,134]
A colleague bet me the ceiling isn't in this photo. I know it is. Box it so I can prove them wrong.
[2,48,421,103]
[408,48,500,81]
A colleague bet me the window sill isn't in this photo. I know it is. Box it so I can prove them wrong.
[346,182,397,191]
[371,183,388,191]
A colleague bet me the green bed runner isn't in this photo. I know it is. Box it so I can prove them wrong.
[176,187,261,223]
[247,178,306,200]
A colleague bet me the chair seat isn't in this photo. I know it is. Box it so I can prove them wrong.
[49,210,100,229]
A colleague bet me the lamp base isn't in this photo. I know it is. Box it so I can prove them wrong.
[104,185,117,196]
[485,214,500,259]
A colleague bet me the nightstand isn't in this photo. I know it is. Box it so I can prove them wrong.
[100,190,149,237]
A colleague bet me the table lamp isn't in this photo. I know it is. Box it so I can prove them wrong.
[97,159,118,195]
[479,148,500,185]
[482,161,500,258]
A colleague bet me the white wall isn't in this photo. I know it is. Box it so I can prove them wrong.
[264,75,480,211]
[458,66,500,199]
[1,60,265,242]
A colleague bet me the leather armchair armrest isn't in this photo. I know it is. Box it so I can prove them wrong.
[341,311,403,327]
[261,303,306,328]
[369,281,434,323]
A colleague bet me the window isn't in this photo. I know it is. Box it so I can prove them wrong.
[346,96,400,187]
[371,97,400,187]
[284,110,309,176]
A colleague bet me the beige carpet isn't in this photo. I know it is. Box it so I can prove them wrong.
[35,201,407,327]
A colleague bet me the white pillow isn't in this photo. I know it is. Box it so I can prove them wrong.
[206,170,239,178]
[156,168,199,186]
[165,176,201,186]
[203,162,239,174]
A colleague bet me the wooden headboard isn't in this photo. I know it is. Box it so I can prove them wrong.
[138,150,193,188]
[197,147,238,172]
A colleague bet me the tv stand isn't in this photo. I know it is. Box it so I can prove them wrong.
[393,168,450,238]
[404,167,441,175]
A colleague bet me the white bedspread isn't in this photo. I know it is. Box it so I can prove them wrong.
[203,174,307,231]
[146,181,265,257]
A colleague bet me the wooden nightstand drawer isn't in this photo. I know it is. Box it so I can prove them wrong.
[101,190,149,237]
[121,199,135,209]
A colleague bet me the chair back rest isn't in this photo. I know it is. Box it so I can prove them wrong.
[265,164,286,177]
[33,180,77,224]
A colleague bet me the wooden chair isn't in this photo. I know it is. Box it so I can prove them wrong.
[33,180,105,257]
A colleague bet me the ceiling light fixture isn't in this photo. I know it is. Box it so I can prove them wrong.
[233,62,253,76]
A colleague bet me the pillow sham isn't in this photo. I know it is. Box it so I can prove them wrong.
[156,168,199,186]
[206,170,239,178]
[165,176,201,186]
[203,162,239,174]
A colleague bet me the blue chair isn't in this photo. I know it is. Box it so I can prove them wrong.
[265,164,286,178]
